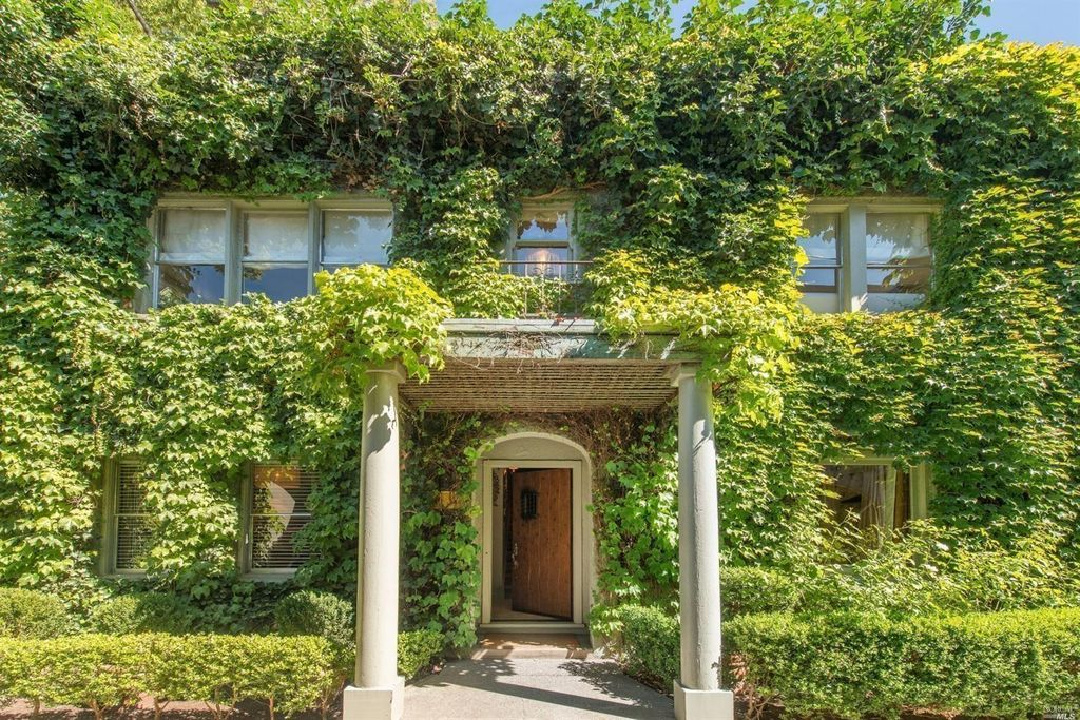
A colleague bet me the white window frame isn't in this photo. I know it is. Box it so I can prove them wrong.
[142,195,393,312]
[504,197,585,284]
[799,197,941,314]
[824,456,933,532]
[236,462,318,581]
[99,459,150,578]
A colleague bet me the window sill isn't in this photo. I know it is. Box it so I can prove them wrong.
[243,570,298,583]
[105,570,148,580]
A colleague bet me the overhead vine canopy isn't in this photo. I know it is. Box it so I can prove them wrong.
[0,0,1077,644]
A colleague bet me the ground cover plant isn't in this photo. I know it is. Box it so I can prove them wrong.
[0,0,1077,708]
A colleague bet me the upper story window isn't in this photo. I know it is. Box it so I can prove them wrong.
[798,213,841,294]
[865,213,931,295]
[504,201,585,283]
[796,199,938,314]
[145,197,392,311]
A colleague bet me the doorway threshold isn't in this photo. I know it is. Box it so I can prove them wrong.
[473,630,592,660]
[479,621,586,635]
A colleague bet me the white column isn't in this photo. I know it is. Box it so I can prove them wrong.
[673,367,734,720]
[343,365,406,720]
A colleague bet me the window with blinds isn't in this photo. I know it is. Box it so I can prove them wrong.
[249,464,316,571]
[114,461,152,571]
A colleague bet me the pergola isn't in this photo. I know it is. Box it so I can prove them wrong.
[342,319,734,720]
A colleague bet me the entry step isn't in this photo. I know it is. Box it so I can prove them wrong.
[472,633,592,660]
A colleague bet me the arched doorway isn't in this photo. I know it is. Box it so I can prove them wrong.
[477,431,594,631]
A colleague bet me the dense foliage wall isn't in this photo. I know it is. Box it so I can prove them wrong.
[0,0,1077,645]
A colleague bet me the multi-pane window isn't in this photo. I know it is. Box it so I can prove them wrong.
[108,460,152,573]
[796,214,841,293]
[866,213,932,294]
[147,199,392,310]
[505,203,584,283]
[156,209,228,307]
[242,212,310,303]
[246,464,317,572]
[322,210,394,272]
[796,200,937,313]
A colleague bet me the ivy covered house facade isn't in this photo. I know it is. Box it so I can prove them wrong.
[1,1,1078,719]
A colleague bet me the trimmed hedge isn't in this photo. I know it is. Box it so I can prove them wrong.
[270,590,443,678]
[0,588,72,639]
[0,633,348,718]
[398,628,444,680]
[614,605,1080,719]
[274,589,354,647]
[727,608,1080,719]
[720,567,801,617]
[616,605,680,688]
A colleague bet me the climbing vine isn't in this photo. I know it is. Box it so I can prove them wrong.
[0,0,1077,638]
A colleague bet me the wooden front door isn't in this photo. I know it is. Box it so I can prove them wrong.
[510,468,573,620]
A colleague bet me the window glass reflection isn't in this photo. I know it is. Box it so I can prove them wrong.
[250,465,314,570]
[511,245,571,279]
[867,213,931,293]
[322,210,391,265]
[242,265,308,303]
[158,264,226,307]
[797,214,840,293]
[517,208,571,241]
[799,214,840,266]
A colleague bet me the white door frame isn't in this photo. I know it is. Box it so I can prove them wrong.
[480,459,584,625]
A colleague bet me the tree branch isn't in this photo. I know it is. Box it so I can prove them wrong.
[124,0,152,37]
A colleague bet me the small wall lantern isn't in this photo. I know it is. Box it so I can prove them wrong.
[436,489,463,511]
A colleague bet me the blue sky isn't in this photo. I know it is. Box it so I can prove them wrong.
[435,0,1080,45]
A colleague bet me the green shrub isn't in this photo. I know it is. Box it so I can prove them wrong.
[726,607,1080,719]
[274,589,353,647]
[89,596,143,634]
[615,605,680,689]
[0,588,72,639]
[0,633,349,718]
[87,592,202,635]
[720,567,801,617]
[768,523,1080,619]
[398,628,443,680]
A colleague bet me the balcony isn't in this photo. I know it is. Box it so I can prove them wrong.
[498,260,593,318]
[499,260,592,284]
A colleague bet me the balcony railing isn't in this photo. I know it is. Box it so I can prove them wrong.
[499,260,592,285]
[498,260,594,317]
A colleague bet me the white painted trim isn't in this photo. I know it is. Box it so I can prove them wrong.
[99,458,149,579]
[147,195,393,310]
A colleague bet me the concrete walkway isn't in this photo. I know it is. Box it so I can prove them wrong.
[404,656,675,719]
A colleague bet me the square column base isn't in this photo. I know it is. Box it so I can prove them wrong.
[343,677,405,720]
[674,682,734,720]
